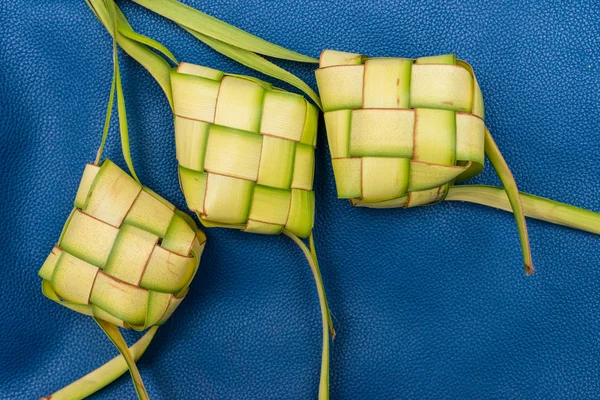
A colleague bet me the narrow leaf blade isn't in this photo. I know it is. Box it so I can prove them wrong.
[133,0,317,63]
[184,27,321,108]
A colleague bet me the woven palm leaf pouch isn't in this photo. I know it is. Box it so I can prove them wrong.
[316,51,486,207]
[316,49,600,274]
[171,63,333,399]
[39,160,205,331]
[173,63,317,237]
[39,157,206,400]
[38,2,206,399]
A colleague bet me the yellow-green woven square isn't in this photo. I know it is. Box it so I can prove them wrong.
[173,62,318,238]
[38,160,206,330]
[316,50,487,208]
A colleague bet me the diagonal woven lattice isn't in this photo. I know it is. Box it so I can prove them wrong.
[315,50,486,208]
[38,159,206,330]
[172,62,318,238]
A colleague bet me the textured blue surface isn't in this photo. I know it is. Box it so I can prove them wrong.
[1,0,600,399]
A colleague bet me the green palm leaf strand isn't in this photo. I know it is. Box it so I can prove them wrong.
[132,0,321,106]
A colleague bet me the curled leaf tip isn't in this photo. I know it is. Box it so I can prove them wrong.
[525,264,535,276]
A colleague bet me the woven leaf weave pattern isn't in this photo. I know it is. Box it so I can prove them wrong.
[315,50,487,208]
[173,63,318,238]
[38,160,206,330]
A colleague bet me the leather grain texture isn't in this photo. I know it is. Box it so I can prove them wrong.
[1,0,600,399]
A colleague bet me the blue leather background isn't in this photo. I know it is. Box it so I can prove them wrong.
[2,0,600,399]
